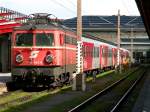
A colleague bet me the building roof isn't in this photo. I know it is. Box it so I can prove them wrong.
[63,15,145,31]
[0,7,28,34]
[135,0,150,38]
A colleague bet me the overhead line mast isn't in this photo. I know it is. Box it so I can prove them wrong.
[130,28,134,63]
[77,0,82,41]
[117,10,122,73]
[72,0,86,91]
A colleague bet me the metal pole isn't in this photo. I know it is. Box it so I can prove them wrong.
[73,0,85,91]
[117,10,121,73]
[77,0,82,41]
[130,28,134,64]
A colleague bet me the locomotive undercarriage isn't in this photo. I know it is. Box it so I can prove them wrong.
[12,65,76,88]
[11,64,115,88]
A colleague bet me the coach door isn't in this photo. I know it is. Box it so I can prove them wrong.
[101,45,108,69]
[108,47,112,67]
[92,46,100,69]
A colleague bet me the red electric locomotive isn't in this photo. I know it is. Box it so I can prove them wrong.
[11,13,130,87]
[12,13,77,86]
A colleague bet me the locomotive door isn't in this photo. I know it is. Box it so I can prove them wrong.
[61,33,76,74]
[61,34,67,74]
[0,34,11,72]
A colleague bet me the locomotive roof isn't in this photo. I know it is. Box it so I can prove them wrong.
[14,22,76,33]
[14,13,76,34]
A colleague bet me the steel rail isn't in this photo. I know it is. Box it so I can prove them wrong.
[68,69,138,112]
[110,70,146,112]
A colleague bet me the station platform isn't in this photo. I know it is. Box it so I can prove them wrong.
[132,70,150,112]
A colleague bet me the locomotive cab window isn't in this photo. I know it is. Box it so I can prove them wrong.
[16,33,33,46]
[36,33,54,46]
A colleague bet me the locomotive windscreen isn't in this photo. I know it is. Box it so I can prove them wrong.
[16,33,33,46]
[36,33,54,46]
[15,33,54,46]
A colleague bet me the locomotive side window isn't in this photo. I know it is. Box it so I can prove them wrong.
[72,38,77,45]
[16,33,33,46]
[65,35,77,45]
[36,33,54,46]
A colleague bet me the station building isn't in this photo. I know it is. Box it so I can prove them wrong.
[0,7,28,72]
[64,15,150,63]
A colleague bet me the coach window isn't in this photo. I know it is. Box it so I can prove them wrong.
[90,47,93,57]
[36,33,54,46]
[96,47,99,57]
[93,47,96,57]
[108,48,112,57]
[93,47,99,57]
[102,48,105,57]
[16,33,33,46]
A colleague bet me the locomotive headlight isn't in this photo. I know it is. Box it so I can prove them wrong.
[16,54,23,63]
[45,54,53,63]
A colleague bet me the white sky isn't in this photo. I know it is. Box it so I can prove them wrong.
[0,0,140,19]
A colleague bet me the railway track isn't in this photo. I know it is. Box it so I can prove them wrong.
[68,68,145,112]
[110,69,146,112]
[0,69,115,111]
[0,68,139,111]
